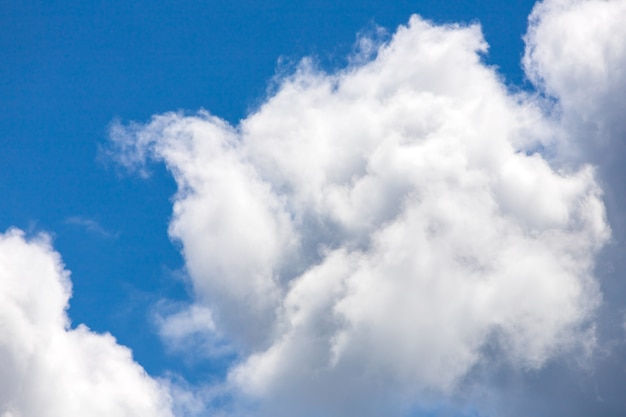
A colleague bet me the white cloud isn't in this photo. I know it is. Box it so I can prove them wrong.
[524,0,626,157]
[459,2,626,414]
[157,304,217,341]
[0,228,174,417]
[109,12,611,417]
[155,303,234,359]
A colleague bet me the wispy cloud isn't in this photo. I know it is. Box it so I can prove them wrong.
[0,229,174,417]
[64,216,119,239]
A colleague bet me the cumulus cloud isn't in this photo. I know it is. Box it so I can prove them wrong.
[109,10,612,417]
[0,229,174,417]
[524,0,626,236]
[524,0,626,154]
[464,1,626,415]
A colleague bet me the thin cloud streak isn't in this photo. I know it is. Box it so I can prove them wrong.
[64,216,119,239]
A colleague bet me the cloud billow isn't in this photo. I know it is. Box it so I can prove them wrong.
[108,6,613,416]
[0,229,175,417]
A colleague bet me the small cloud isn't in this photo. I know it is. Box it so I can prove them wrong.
[64,216,118,239]
[154,302,235,360]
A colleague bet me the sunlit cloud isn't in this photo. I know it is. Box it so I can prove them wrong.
[107,3,619,415]
[0,229,174,417]
[2,0,625,416]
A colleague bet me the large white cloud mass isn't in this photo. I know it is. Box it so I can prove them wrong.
[109,5,615,416]
[0,229,174,417]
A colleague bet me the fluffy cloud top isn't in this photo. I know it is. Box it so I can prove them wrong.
[524,0,626,158]
[0,229,174,417]
[109,4,614,416]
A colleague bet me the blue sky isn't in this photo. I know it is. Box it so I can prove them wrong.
[2,1,626,416]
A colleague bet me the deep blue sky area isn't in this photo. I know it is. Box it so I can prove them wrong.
[1,0,536,379]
